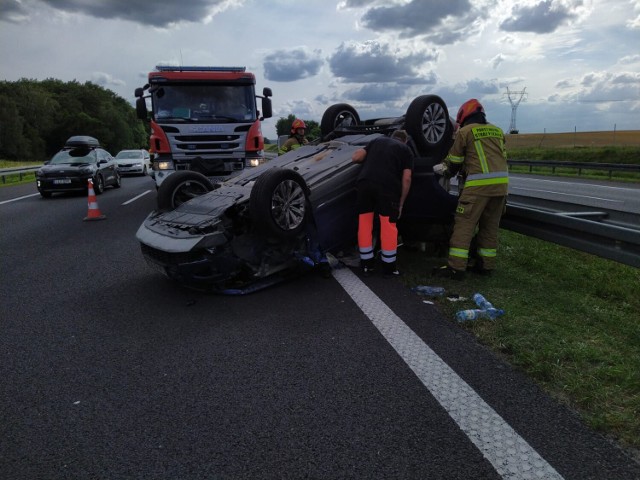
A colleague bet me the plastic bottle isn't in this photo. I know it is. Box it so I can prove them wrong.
[455,308,505,322]
[411,285,446,297]
[472,293,494,310]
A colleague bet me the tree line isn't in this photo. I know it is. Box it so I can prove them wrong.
[0,79,148,161]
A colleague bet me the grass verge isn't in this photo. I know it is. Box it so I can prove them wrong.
[399,230,640,455]
[0,160,41,187]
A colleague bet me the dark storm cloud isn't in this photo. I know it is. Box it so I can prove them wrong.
[263,49,324,82]
[360,0,472,38]
[344,83,419,103]
[500,0,579,34]
[329,41,437,84]
[0,0,31,22]
[1,0,236,27]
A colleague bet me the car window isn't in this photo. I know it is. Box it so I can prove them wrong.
[116,151,143,159]
[50,149,97,165]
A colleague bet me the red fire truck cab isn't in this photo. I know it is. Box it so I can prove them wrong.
[135,66,272,188]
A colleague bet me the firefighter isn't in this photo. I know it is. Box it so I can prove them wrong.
[279,118,309,154]
[432,99,508,279]
[352,129,413,277]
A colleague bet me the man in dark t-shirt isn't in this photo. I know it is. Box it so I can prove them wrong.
[351,130,413,277]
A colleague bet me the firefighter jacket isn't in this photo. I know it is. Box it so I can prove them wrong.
[444,122,508,196]
[279,135,308,154]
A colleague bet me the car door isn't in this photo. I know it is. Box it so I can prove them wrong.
[98,149,117,184]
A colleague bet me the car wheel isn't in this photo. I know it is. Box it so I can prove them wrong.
[405,95,453,157]
[94,174,105,194]
[320,103,360,139]
[250,168,309,238]
[156,171,214,211]
[39,190,52,198]
[113,170,122,188]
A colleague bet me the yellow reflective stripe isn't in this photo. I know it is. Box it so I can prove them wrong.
[474,139,489,172]
[478,248,497,258]
[465,177,509,187]
[447,154,464,164]
[449,247,468,259]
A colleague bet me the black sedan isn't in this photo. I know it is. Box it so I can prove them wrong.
[136,95,457,293]
[36,136,122,198]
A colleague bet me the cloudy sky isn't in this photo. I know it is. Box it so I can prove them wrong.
[1,0,638,138]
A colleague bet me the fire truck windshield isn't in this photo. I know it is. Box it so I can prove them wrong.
[153,85,256,122]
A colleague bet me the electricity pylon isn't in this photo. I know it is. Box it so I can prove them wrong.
[505,87,527,133]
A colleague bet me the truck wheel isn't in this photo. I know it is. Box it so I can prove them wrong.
[320,103,360,138]
[405,95,453,158]
[157,171,214,211]
[250,168,309,238]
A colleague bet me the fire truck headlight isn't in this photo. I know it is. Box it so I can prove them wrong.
[156,161,173,170]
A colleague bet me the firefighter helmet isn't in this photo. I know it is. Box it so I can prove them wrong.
[291,119,306,133]
[456,99,484,126]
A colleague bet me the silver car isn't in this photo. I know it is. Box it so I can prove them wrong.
[115,149,151,176]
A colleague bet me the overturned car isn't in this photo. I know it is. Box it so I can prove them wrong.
[136,94,458,293]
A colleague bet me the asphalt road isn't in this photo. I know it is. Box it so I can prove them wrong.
[1,176,639,479]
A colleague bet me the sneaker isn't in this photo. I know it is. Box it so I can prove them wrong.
[383,268,402,279]
[431,265,466,280]
[383,262,401,278]
[361,259,375,276]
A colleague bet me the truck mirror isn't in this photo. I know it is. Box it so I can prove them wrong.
[136,97,148,120]
[134,87,144,98]
[263,87,272,97]
[261,97,272,119]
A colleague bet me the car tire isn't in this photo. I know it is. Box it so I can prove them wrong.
[250,168,309,238]
[405,95,453,158]
[320,103,361,139]
[113,170,122,188]
[156,171,214,211]
[94,174,105,194]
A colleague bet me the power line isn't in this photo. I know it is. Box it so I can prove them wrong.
[504,87,527,134]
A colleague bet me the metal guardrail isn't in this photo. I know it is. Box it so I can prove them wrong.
[501,203,640,268]
[508,160,640,177]
[0,166,42,183]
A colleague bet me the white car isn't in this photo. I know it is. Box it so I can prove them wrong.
[115,149,151,176]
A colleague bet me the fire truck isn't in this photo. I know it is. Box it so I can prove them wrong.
[134,66,272,192]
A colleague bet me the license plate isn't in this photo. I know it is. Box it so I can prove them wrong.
[53,179,72,184]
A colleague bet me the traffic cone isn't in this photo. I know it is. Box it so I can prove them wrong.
[83,178,106,221]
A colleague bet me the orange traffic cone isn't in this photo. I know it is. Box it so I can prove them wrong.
[83,178,106,221]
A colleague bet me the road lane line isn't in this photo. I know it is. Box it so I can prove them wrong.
[332,266,563,480]
[0,193,40,205]
[122,190,152,205]
[508,187,622,203]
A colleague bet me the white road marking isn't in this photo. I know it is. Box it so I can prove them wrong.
[122,190,152,205]
[515,178,635,191]
[0,193,41,205]
[332,267,563,480]
[509,187,622,203]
